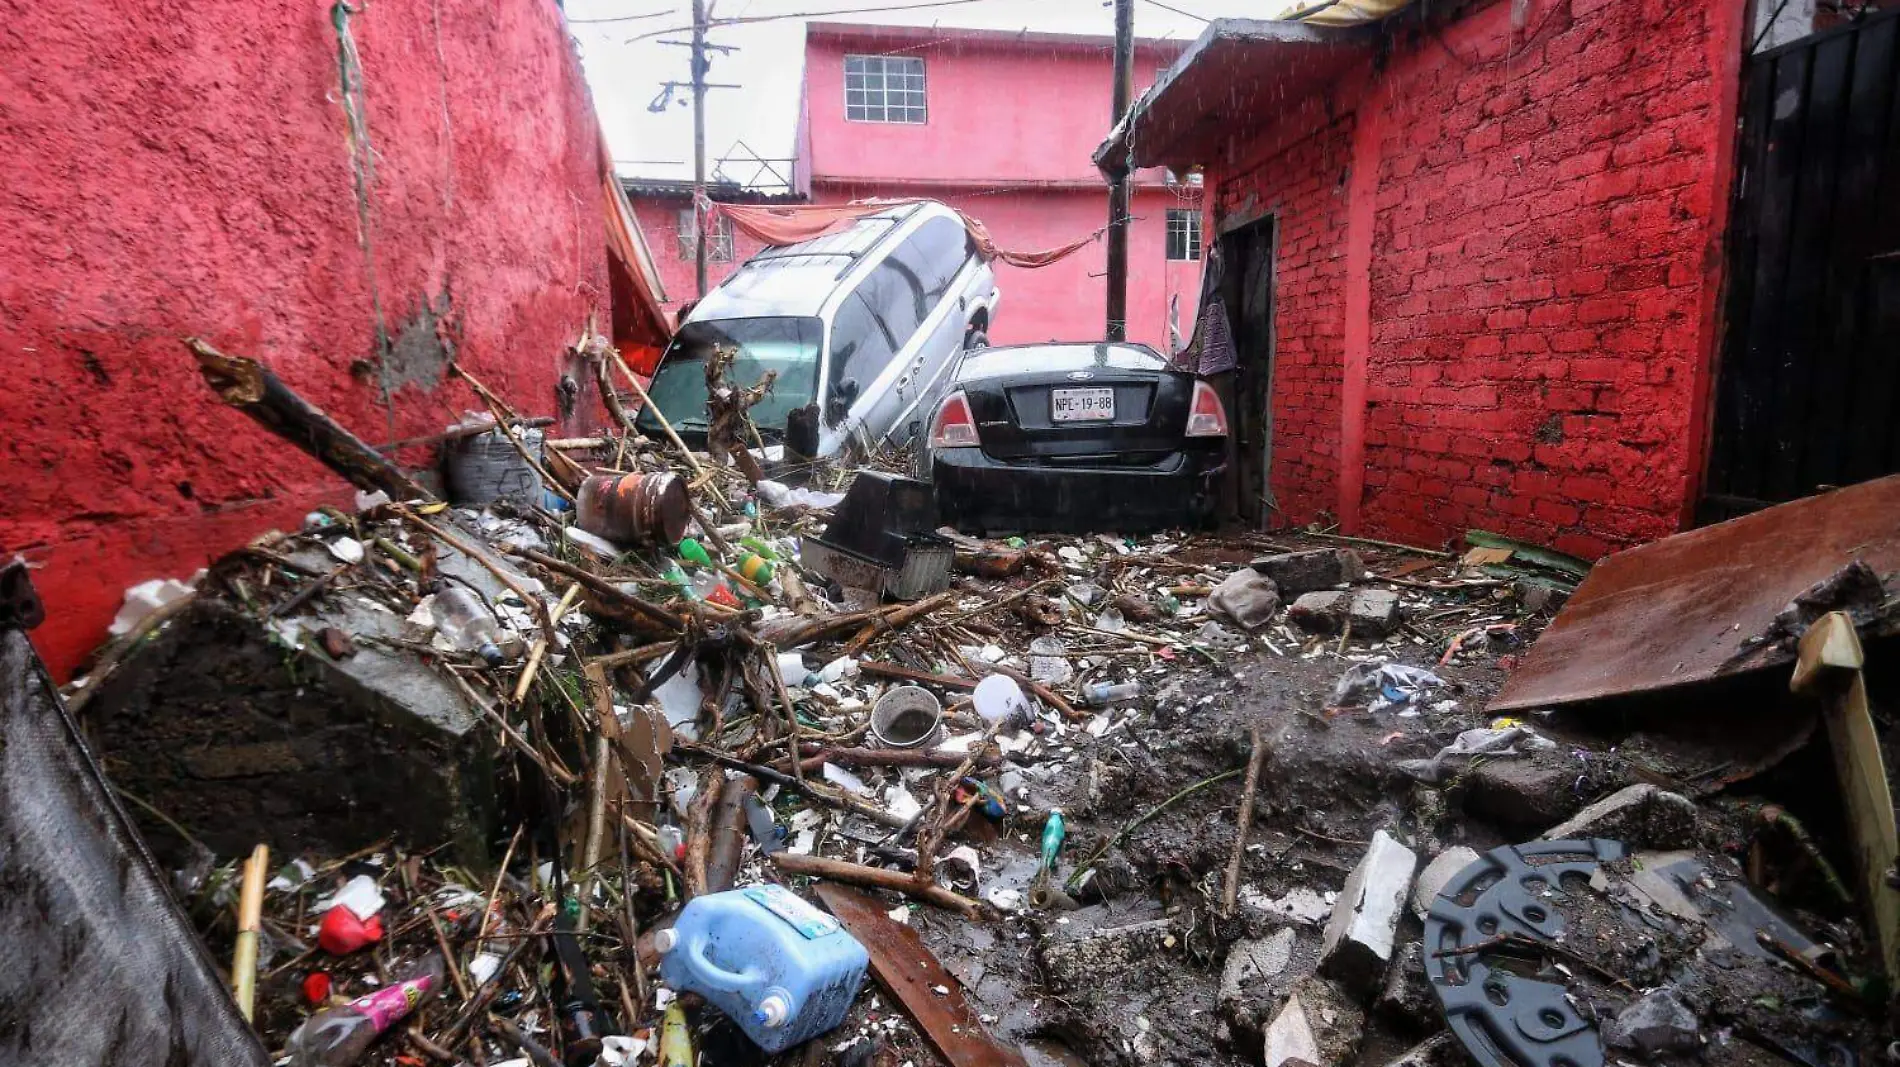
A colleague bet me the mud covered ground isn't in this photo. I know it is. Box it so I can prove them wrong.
[888,561,1565,1067]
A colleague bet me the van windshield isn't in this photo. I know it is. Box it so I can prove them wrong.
[637,317,823,438]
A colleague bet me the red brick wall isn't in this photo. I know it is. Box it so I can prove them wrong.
[1207,0,1741,558]
[1214,114,1355,525]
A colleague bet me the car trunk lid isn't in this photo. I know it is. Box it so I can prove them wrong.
[963,366,1192,464]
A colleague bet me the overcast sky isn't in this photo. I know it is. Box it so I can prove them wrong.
[564,0,1279,185]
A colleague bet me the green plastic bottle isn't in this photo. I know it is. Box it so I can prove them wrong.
[677,537,714,569]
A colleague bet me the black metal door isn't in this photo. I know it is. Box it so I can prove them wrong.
[1703,9,1900,522]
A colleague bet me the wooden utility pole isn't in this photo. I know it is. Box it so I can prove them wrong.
[1104,0,1134,341]
[691,0,710,297]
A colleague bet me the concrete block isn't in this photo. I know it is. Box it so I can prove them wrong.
[1210,569,1282,631]
[1374,941,1436,1031]
[1319,830,1418,998]
[1251,549,1364,596]
[1218,928,1317,1045]
[1288,591,1351,632]
[1262,976,1364,1067]
[1541,783,1699,849]
[1347,589,1402,638]
[1464,758,1586,829]
[1410,846,1480,919]
[1038,917,1174,992]
[1604,989,1700,1056]
[1221,929,1298,1005]
[86,599,495,866]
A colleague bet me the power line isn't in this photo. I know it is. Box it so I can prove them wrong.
[612,0,991,42]
[1138,0,1207,22]
[565,7,677,24]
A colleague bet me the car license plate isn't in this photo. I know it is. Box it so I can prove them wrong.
[1051,387,1115,422]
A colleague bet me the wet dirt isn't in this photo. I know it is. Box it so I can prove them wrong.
[899,587,1552,1067]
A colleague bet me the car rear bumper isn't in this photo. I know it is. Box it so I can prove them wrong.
[931,446,1224,535]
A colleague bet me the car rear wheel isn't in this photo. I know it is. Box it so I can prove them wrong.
[964,325,989,350]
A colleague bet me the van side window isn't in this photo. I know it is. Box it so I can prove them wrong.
[902,217,971,306]
[828,291,895,391]
[858,260,926,354]
[864,216,971,353]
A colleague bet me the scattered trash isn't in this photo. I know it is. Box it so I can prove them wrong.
[107,574,199,636]
[657,886,869,1053]
[286,952,444,1067]
[1330,662,1443,710]
[1394,725,1553,784]
[1207,568,1279,631]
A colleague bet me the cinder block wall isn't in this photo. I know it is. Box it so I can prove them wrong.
[0,1,612,677]
[1210,0,1744,558]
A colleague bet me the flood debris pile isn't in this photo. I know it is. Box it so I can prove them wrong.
[48,338,1900,1067]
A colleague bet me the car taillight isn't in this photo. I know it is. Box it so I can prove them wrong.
[929,390,980,448]
[1186,380,1228,437]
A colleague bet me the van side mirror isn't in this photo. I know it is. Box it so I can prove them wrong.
[827,377,860,425]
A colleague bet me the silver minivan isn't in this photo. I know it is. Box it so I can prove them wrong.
[637,201,1000,460]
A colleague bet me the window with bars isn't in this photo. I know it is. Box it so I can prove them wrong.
[845,55,926,124]
[1165,209,1201,261]
[677,208,734,263]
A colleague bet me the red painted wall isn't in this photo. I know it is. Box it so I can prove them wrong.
[803,25,1185,187]
[629,197,769,318]
[1211,0,1742,558]
[0,0,612,678]
[800,26,1203,353]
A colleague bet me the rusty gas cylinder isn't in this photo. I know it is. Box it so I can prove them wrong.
[576,472,690,547]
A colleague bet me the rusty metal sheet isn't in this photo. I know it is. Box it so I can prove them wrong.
[1491,475,1900,712]
[814,883,1029,1067]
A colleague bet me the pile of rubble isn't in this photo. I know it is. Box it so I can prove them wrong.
[40,338,1900,1067]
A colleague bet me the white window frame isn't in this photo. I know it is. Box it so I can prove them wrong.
[677,208,734,263]
[1165,209,1201,262]
[844,54,927,125]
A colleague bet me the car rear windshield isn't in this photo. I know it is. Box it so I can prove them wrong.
[637,317,823,438]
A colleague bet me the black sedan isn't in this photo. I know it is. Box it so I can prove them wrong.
[925,342,1229,534]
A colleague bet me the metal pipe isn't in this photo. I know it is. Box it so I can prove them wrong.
[1104,0,1134,340]
[691,0,709,297]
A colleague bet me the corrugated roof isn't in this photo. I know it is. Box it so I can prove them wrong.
[1093,18,1377,174]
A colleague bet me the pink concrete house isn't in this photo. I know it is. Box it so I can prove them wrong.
[793,23,1203,351]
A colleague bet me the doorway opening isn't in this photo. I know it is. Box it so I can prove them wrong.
[1217,215,1278,528]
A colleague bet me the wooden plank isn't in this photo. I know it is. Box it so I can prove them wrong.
[1791,612,1900,983]
[1763,34,1854,502]
[814,883,1029,1067]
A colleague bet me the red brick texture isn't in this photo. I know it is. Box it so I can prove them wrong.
[1215,114,1356,526]
[1210,0,1738,559]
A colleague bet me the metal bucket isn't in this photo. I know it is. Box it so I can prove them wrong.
[576,472,691,547]
[869,686,944,749]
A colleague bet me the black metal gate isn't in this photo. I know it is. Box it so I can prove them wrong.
[1703,9,1900,522]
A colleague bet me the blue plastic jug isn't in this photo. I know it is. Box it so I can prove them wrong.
[657,885,869,1052]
